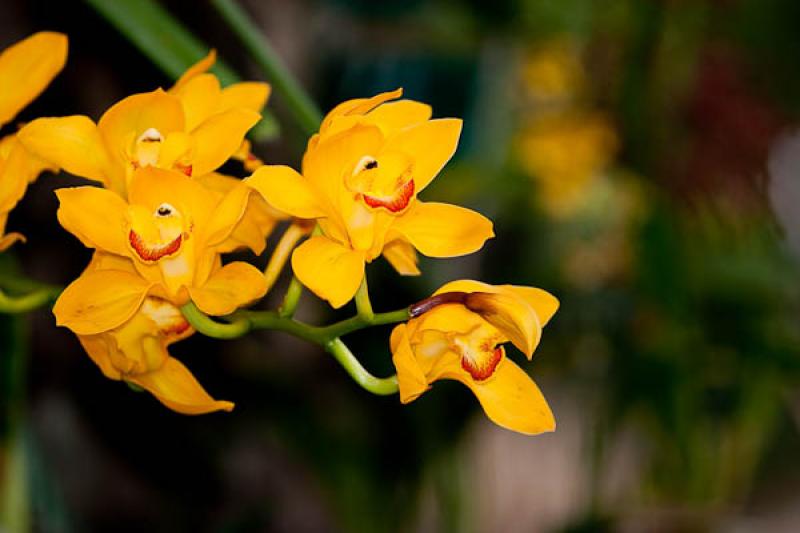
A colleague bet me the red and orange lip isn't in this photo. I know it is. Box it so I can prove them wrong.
[362,179,415,213]
[128,229,183,262]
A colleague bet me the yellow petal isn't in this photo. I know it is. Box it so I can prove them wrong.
[127,166,214,217]
[504,286,559,327]
[54,270,153,335]
[188,261,267,316]
[463,291,541,358]
[157,131,193,169]
[391,201,494,257]
[387,118,462,192]
[56,186,130,256]
[246,165,327,219]
[291,236,365,309]
[98,89,185,163]
[302,124,384,203]
[201,182,251,248]
[78,335,122,380]
[412,303,483,338]
[366,99,432,135]
[18,116,112,185]
[447,357,555,435]
[0,231,25,252]
[219,82,271,114]
[172,49,216,91]
[382,239,420,276]
[87,250,139,273]
[322,88,403,126]
[224,194,279,255]
[129,356,234,415]
[197,172,282,255]
[172,73,221,131]
[0,138,31,213]
[390,324,430,403]
[191,107,260,176]
[432,280,556,358]
[0,31,68,126]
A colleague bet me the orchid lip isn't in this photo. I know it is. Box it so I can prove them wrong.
[128,229,183,262]
[160,319,191,337]
[460,345,503,381]
[362,179,415,213]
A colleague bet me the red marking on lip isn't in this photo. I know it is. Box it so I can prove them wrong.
[461,346,503,381]
[176,163,193,176]
[362,179,415,213]
[129,230,183,262]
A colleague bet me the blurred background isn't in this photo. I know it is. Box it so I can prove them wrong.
[3,0,800,531]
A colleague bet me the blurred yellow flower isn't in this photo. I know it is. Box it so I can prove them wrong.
[519,111,618,217]
[19,50,268,195]
[54,166,266,322]
[390,280,559,435]
[247,89,494,308]
[521,38,585,103]
[0,31,67,250]
[59,253,233,415]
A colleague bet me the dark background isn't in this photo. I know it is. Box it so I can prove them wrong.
[3,0,800,531]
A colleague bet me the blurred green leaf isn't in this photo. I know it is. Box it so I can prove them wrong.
[83,0,279,140]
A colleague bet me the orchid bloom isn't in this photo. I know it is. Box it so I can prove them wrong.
[54,166,267,320]
[56,253,233,414]
[18,50,267,196]
[0,31,67,250]
[246,89,494,308]
[390,280,559,435]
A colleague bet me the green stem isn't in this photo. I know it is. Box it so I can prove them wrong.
[325,338,398,396]
[0,288,59,314]
[278,276,304,318]
[180,302,249,339]
[210,0,323,136]
[182,303,409,395]
[355,277,374,321]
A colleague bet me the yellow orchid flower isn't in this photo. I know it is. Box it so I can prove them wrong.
[0,31,67,250]
[18,50,268,195]
[53,166,267,321]
[390,280,559,435]
[56,253,233,415]
[246,89,494,308]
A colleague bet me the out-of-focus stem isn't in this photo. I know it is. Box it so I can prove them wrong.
[0,287,60,314]
[210,0,323,136]
[263,223,307,294]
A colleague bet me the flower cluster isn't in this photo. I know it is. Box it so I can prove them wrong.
[4,32,559,434]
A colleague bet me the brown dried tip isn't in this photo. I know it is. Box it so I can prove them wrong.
[408,291,469,318]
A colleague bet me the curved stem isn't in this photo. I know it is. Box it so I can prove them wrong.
[183,303,409,396]
[355,277,374,321]
[325,338,398,396]
[263,223,307,294]
[0,288,60,314]
[278,276,303,318]
[180,302,250,339]
[317,308,409,340]
[210,0,323,136]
